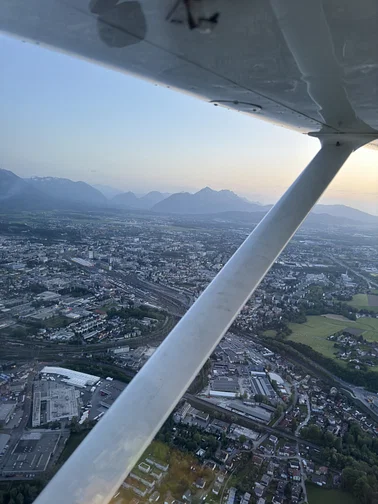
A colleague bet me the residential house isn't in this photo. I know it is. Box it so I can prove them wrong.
[195,478,206,489]
[182,490,191,502]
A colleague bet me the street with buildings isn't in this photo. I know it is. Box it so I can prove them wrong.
[0,211,378,503]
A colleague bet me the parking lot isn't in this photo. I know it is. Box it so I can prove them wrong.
[88,379,127,420]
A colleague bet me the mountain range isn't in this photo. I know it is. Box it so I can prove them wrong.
[152,187,263,214]
[0,169,377,225]
[27,176,107,207]
[111,190,169,209]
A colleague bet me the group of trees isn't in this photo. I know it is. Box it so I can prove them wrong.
[285,340,378,392]
[234,452,260,494]
[188,360,211,394]
[107,304,166,321]
[0,482,44,504]
[64,360,132,383]
[264,336,378,392]
[302,422,378,503]
[155,418,222,459]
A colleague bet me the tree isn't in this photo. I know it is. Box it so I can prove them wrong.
[16,494,24,504]
[354,476,371,504]
[291,419,298,433]
[254,393,264,403]
[239,435,247,444]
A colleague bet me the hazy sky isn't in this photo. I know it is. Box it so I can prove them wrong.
[1,35,377,214]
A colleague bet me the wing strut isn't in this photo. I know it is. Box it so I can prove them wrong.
[34,137,367,504]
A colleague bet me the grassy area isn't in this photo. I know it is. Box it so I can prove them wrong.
[287,315,378,359]
[264,330,277,337]
[349,293,369,307]
[307,485,357,504]
[143,440,170,463]
[288,317,343,359]
[141,442,214,501]
[43,316,70,328]
[348,294,378,313]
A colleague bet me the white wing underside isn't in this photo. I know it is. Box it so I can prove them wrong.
[1,0,378,146]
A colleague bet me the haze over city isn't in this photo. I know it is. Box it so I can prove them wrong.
[1,4,378,503]
[1,35,377,215]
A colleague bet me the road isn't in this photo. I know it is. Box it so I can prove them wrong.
[0,314,177,360]
[259,448,307,503]
[329,255,378,289]
[295,394,311,437]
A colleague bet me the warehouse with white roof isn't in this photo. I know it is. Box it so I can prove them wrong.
[41,366,100,388]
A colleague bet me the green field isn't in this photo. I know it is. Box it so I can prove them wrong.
[307,485,356,504]
[264,329,277,337]
[348,294,378,313]
[287,316,378,359]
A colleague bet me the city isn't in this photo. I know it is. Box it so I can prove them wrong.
[0,208,377,504]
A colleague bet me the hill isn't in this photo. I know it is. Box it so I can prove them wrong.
[111,190,169,209]
[28,176,107,207]
[153,187,264,214]
[93,184,123,199]
[152,187,378,224]
[313,204,378,224]
[0,169,55,210]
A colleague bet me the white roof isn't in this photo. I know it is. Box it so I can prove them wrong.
[41,366,100,387]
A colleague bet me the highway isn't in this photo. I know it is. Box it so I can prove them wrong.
[329,255,378,289]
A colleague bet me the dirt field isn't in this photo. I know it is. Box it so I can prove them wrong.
[368,294,378,307]
[322,314,350,321]
[348,294,378,312]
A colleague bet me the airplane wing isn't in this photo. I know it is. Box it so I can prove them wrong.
[1,0,377,145]
[0,1,377,503]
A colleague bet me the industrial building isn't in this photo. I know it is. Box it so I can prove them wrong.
[32,381,79,427]
[209,377,239,398]
[41,366,100,387]
[230,424,260,441]
[71,257,94,267]
[2,431,61,474]
[226,401,272,424]
[0,403,16,426]
[250,375,276,399]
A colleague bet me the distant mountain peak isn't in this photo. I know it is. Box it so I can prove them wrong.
[196,186,215,194]
[153,187,264,214]
[27,175,106,207]
[111,190,170,209]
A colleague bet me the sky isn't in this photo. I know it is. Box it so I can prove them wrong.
[1,35,377,214]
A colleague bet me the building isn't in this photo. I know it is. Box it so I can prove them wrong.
[0,403,16,426]
[32,381,79,427]
[2,431,61,473]
[41,366,100,387]
[227,488,236,504]
[210,377,239,398]
[226,401,272,424]
[230,424,259,441]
